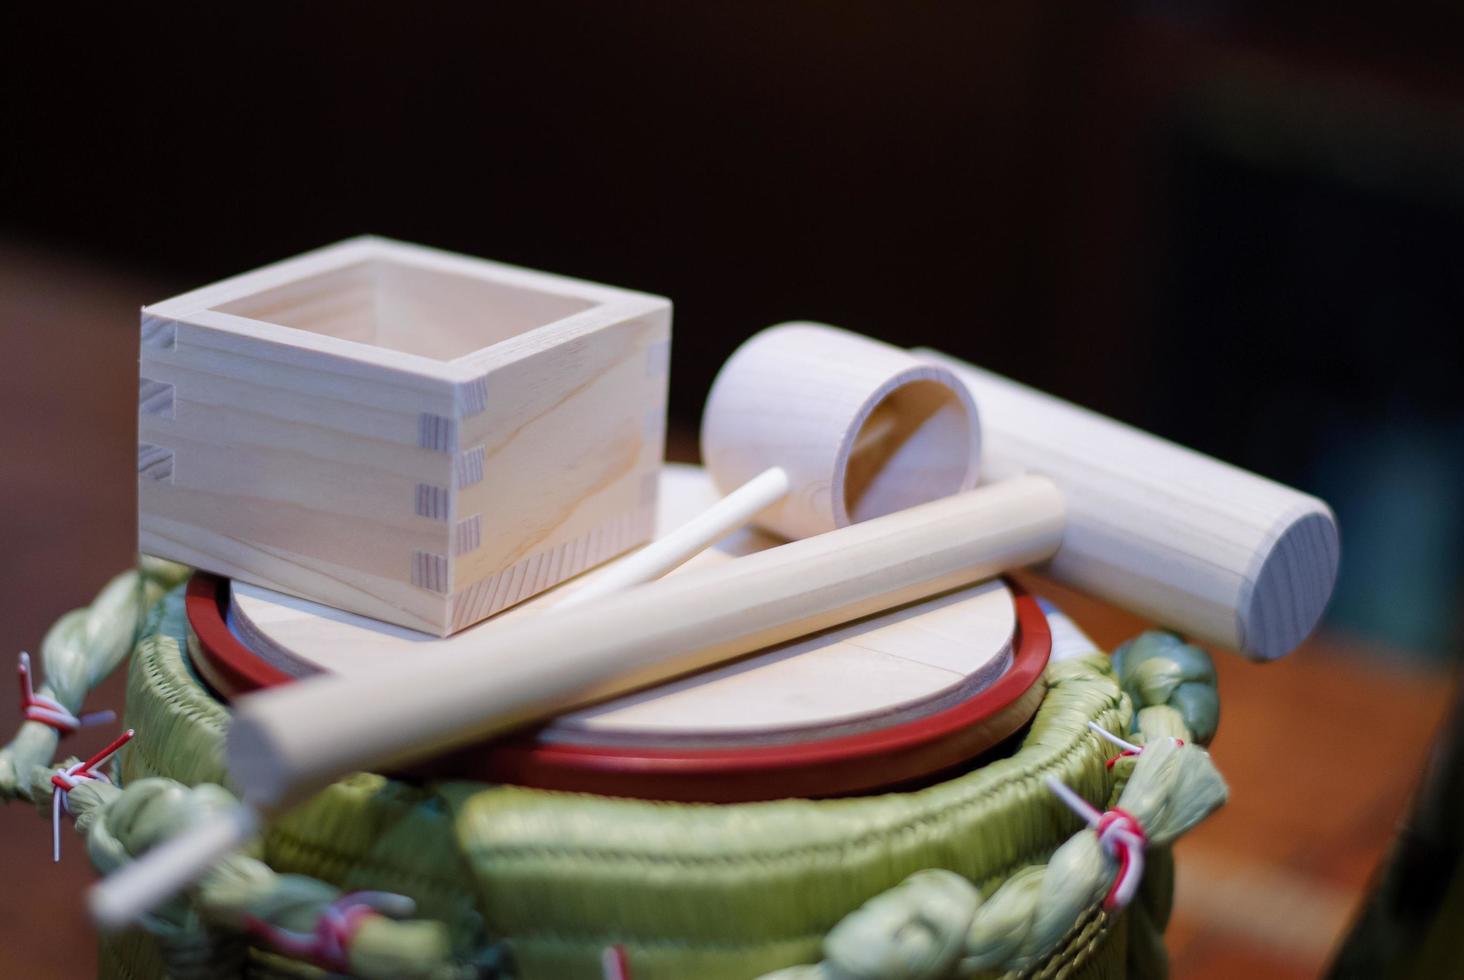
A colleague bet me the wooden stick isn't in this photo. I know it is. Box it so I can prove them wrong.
[226,475,1065,810]
[554,418,903,611]
[553,466,791,611]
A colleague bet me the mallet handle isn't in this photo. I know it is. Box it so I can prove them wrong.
[227,475,1066,809]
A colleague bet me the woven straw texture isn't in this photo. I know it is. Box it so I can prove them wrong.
[110,586,1166,979]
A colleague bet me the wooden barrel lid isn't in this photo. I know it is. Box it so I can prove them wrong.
[188,465,1051,801]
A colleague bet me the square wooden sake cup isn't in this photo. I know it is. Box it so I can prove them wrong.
[138,236,671,635]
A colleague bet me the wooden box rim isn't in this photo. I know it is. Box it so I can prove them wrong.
[141,235,670,385]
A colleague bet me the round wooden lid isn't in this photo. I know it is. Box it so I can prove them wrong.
[188,465,1051,801]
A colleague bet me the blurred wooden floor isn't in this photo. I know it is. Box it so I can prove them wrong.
[0,240,1456,978]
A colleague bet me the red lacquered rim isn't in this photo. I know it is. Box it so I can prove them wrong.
[186,573,1051,803]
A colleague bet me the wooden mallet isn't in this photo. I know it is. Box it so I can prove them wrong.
[595,321,1338,662]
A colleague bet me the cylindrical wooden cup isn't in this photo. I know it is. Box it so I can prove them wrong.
[700,322,982,540]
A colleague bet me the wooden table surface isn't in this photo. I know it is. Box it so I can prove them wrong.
[0,240,1455,978]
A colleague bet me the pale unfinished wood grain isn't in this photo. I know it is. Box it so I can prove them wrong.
[227,464,1017,747]
[226,475,1066,808]
[701,322,981,539]
[919,348,1340,660]
[138,237,670,634]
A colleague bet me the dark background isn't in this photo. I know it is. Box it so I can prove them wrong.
[6,3,1462,659]
[2,6,1463,977]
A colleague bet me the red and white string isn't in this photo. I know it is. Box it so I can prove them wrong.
[243,891,415,973]
[19,651,114,735]
[1045,721,1171,911]
[1044,775,1147,911]
[1088,720,1182,768]
[602,943,633,980]
[51,728,134,863]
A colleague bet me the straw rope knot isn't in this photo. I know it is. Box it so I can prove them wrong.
[243,890,415,974]
[19,651,115,736]
[1111,631,1219,744]
[1092,806,1146,910]
[1044,772,1154,914]
[50,728,134,863]
[1,558,188,802]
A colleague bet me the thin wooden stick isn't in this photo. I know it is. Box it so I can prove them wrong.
[556,418,900,612]
[554,466,791,611]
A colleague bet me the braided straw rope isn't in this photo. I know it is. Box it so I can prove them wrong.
[32,772,476,979]
[2,562,487,980]
[0,557,188,802]
[7,561,1227,980]
[759,633,1227,980]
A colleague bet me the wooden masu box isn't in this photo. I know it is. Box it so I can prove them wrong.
[137,237,671,635]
